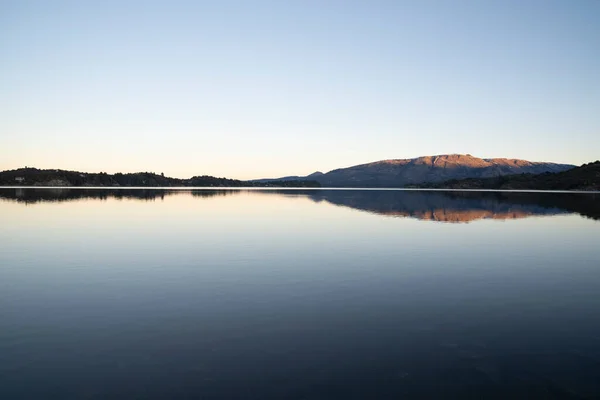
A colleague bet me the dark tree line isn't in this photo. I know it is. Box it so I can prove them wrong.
[409,161,600,191]
[0,168,321,188]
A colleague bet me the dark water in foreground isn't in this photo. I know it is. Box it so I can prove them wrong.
[1,188,600,399]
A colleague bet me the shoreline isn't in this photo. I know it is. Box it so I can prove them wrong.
[1,186,599,194]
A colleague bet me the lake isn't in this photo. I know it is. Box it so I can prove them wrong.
[1,188,599,399]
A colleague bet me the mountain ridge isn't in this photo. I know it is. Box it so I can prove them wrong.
[1,154,580,189]
[410,160,600,191]
[257,154,575,187]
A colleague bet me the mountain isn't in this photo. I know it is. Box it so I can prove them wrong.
[0,168,321,188]
[252,171,324,183]
[1,154,579,189]
[412,160,600,191]
[258,154,574,187]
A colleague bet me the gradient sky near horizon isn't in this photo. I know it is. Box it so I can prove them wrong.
[1,0,599,179]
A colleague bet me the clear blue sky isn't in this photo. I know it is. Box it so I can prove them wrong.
[1,0,598,179]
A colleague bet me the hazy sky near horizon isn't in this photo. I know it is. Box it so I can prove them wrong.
[1,0,599,179]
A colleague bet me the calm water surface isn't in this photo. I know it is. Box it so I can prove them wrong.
[1,189,599,399]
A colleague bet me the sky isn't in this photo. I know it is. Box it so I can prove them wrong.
[1,0,599,179]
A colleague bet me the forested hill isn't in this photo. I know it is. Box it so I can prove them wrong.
[0,168,320,188]
[257,154,574,187]
[410,161,600,191]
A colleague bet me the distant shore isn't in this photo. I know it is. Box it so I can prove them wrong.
[2,160,599,191]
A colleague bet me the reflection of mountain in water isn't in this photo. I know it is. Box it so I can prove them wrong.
[1,188,598,222]
[264,190,600,223]
[306,190,567,223]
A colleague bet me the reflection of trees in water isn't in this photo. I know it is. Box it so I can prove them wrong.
[1,188,598,222]
[0,188,242,204]
[190,190,241,198]
[1,189,173,204]
[440,191,600,221]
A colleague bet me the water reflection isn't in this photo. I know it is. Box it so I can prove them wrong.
[1,188,599,399]
[1,188,598,222]
[298,190,600,222]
